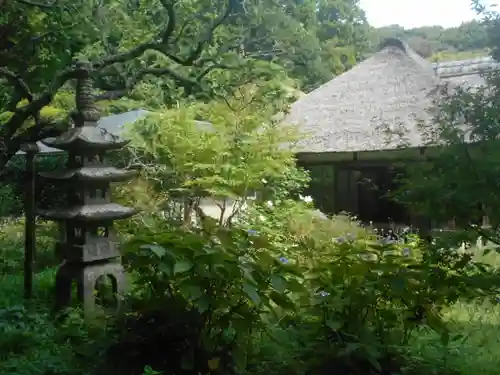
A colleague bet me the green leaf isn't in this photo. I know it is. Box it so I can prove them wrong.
[270,275,287,293]
[140,244,166,258]
[232,344,248,370]
[179,283,203,300]
[269,291,295,310]
[286,278,306,293]
[326,320,342,330]
[158,262,173,277]
[174,259,194,274]
[200,215,219,233]
[255,251,277,267]
[341,342,363,356]
[242,283,262,305]
[195,295,211,314]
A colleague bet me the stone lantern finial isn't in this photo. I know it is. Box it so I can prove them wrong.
[72,61,101,126]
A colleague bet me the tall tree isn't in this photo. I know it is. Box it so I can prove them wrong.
[0,0,371,171]
[0,0,254,170]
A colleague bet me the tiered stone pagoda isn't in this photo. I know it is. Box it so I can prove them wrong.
[38,63,137,313]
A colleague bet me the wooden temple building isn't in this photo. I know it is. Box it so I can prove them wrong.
[284,37,500,230]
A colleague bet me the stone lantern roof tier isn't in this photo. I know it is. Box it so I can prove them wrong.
[37,203,136,222]
[41,124,129,152]
[39,166,137,183]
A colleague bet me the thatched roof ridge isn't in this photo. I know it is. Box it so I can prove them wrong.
[433,56,500,88]
[285,38,441,153]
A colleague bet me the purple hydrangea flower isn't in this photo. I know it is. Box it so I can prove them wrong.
[336,237,345,244]
[279,256,289,264]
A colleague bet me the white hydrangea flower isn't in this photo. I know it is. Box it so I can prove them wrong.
[299,194,313,203]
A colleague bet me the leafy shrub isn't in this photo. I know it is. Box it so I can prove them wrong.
[238,200,500,375]
[0,303,113,375]
[124,84,309,227]
[0,246,111,375]
[0,218,58,274]
[1,153,68,217]
[109,216,301,375]
[0,185,22,217]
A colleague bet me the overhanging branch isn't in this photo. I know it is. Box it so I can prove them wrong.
[0,68,33,102]
[159,0,176,43]
[0,0,239,169]
[94,0,235,70]
[2,66,78,140]
[167,0,236,66]
[13,0,57,9]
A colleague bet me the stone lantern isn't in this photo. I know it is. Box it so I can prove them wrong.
[38,63,137,313]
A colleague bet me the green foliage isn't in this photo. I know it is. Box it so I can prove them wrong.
[394,68,500,241]
[0,303,112,375]
[116,217,301,374]
[0,185,21,217]
[0,218,112,375]
[0,153,68,217]
[125,81,309,225]
[0,219,57,273]
[110,189,500,375]
[240,201,500,375]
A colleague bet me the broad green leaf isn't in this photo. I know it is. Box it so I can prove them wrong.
[174,259,194,274]
[140,244,167,258]
[269,291,295,310]
[270,275,287,293]
[326,320,342,331]
[242,283,261,305]
[179,284,203,300]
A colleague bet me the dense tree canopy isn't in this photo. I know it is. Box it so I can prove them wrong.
[0,0,496,173]
[0,0,372,170]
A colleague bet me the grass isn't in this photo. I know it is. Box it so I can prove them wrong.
[406,243,500,375]
[409,301,500,375]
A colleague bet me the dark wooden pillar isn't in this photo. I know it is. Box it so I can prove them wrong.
[335,167,359,216]
[22,142,39,300]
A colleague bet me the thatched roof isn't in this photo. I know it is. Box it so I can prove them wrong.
[285,38,441,153]
[432,56,500,88]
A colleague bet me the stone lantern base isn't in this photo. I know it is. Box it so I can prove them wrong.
[54,259,127,315]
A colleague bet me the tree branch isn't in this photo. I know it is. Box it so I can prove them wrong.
[93,42,159,70]
[0,67,33,102]
[0,65,78,164]
[159,0,176,43]
[4,67,76,133]
[0,0,239,169]
[168,1,236,66]
[94,89,129,102]
[13,0,57,9]
[94,0,235,70]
